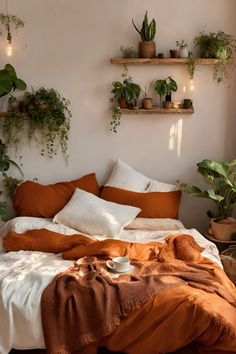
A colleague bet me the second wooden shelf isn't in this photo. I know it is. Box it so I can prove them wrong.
[120,107,194,114]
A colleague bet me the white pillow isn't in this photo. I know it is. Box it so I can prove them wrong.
[125,218,184,231]
[53,188,141,237]
[146,179,177,192]
[105,159,149,192]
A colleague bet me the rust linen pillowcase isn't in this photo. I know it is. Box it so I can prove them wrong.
[13,173,100,218]
[100,186,182,219]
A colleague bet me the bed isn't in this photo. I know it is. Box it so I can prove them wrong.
[0,216,235,354]
[1,159,236,354]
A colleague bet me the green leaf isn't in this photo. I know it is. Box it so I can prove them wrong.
[207,188,224,202]
[197,159,229,178]
[13,78,27,90]
[5,63,17,77]
[0,78,12,95]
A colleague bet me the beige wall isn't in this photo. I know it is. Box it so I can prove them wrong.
[0,0,236,230]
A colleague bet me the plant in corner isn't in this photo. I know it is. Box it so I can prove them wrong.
[0,139,23,219]
[154,77,177,108]
[177,159,236,241]
[193,31,236,82]
[132,11,156,58]
[110,66,141,133]
[25,88,71,160]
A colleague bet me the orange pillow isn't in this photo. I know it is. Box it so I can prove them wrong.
[13,173,100,218]
[100,186,181,219]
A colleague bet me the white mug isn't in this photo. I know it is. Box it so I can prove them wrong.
[108,256,130,272]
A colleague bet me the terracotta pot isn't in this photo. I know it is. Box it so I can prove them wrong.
[118,96,128,108]
[163,101,173,109]
[139,41,156,58]
[8,98,19,110]
[142,97,153,109]
[209,217,236,241]
[169,49,178,58]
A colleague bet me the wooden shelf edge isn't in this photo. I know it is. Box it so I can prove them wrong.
[110,57,234,65]
[0,112,28,118]
[120,107,194,115]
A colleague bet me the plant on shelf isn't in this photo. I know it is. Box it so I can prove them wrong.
[110,67,141,133]
[132,11,156,58]
[0,63,26,97]
[141,85,153,109]
[177,159,236,241]
[154,76,177,108]
[25,88,71,160]
[120,46,137,58]
[0,139,23,219]
[187,51,195,80]
[176,40,189,58]
[193,31,236,82]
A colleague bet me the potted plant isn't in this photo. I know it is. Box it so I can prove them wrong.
[110,68,141,132]
[193,31,236,82]
[154,77,177,108]
[177,159,236,241]
[120,46,137,58]
[0,63,26,98]
[176,40,189,58]
[142,85,153,109]
[132,11,156,58]
[24,88,71,159]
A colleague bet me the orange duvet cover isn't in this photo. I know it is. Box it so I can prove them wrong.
[3,229,236,354]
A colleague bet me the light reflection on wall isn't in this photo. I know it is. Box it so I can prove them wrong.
[169,119,183,158]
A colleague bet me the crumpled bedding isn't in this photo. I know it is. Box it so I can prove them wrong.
[0,216,229,354]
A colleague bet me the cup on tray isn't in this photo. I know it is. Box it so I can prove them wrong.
[106,256,132,273]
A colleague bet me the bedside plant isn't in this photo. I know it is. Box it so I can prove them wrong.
[110,67,141,133]
[177,159,236,241]
[154,77,177,108]
[132,11,156,58]
[193,31,236,82]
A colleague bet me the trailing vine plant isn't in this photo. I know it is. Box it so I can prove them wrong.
[187,52,195,80]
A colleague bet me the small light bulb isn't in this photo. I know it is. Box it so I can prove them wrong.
[189,79,194,91]
[6,41,13,57]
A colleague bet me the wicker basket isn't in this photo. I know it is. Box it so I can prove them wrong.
[220,246,236,285]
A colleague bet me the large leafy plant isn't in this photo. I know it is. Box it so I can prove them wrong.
[132,11,156,41]
[0,63,26,97]
[0,139,23,219]
[177,159,236,218]
[154,76,177,104]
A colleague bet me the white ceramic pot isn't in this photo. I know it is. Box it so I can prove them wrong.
[178,47,189,59]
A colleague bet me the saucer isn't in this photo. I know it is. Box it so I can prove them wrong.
[106,260,134,273]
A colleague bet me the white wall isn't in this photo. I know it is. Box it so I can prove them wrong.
[0,0,235,231]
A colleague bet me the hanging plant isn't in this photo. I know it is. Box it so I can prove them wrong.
[2,110,24,154]
[0,13,24,32]
[25,88,71,160]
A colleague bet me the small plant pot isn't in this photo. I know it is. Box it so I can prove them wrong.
[142,97,153,109]
[27,102,35,111]
[139,41,156,58]
[8,97,19,110]
[178,47,189,58]
[163,101,173,109]
[169,49,178,58]
[118,96,128,109]
[209,217,236,241]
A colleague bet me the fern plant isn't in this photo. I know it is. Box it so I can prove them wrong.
[132,11,156,41]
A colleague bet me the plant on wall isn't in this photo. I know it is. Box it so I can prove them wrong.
[154,76,177,107]
[0,63,27,97]
[120,46,137,58]
[0,139,23,219]
[25,88,71,159]
[0,12,24,56]
[193,31,236,82]
[187,52,195,80]
[110,66,141,133]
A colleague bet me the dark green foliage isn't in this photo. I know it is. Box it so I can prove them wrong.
[0,64,27,97]
[132,11,156,41]
[177,159,236,218]
[154,77,177,102]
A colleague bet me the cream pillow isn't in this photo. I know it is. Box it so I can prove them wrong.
[146,179,177,192]
[53,188,141,237]
[105,159,149,192]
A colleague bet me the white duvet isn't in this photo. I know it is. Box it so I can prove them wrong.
[0,217,221,353]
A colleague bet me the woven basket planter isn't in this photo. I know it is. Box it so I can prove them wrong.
[220,246,236,285]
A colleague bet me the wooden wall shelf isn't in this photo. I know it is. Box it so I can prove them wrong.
[0,112,27,118]
[110,57,232,65]
[120,107,194,115]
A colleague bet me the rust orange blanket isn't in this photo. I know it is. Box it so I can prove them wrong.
[3,229,236,354]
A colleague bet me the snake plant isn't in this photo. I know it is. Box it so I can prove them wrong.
[132,11,156,41]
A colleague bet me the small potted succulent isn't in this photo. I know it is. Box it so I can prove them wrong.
[154,77,177,108]
[132,11,156,58]
[142,85,153,109]
[176,40,189,58]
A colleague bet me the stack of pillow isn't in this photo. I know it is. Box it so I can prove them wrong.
[12,159,182,237]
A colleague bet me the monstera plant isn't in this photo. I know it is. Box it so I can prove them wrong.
[178,159,236,241]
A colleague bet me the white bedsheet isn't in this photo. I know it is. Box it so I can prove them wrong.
[0,217,221,353]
